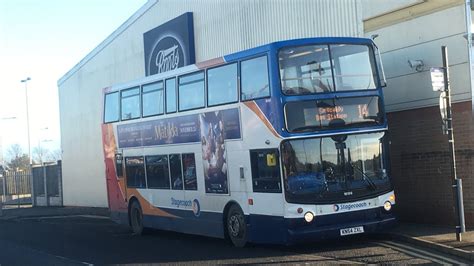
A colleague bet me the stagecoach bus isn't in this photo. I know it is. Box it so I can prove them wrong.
[102,37,396,247]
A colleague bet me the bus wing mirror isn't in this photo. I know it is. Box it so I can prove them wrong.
[115,152,124,177]
[374,45,387,87]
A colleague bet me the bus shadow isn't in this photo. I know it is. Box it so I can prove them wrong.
[111,228,385,265]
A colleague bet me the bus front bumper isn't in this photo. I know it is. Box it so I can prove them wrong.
[287,215,396,244]
[248,206,396,245]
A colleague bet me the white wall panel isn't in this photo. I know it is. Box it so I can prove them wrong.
[361,0,423,20]
[364,5,470,112]
[58,0,362,207]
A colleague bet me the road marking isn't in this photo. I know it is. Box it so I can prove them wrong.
[0,239,93,265]
[16,214,110,221]
[377,240,466,264]
[54,255,93,265]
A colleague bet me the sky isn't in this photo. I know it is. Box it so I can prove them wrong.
[0,0,148,163]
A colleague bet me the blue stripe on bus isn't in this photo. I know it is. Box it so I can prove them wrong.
[111,205,395,245]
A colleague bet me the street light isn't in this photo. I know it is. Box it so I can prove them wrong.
[20,77,31,165]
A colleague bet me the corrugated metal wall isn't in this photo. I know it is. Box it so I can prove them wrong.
[151,0,362,62]
[58,0,363,207]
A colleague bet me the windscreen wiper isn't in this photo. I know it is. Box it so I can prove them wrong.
[351,163,377,190]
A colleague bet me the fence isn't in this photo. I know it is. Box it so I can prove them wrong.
[32,161,63,207]
[0,169,32,207]
[0,161,62,209]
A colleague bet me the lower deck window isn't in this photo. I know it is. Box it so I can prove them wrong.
[146,155,170,189]
[182,153,197,190]
[125,157,146,188]
[170,154,183,190]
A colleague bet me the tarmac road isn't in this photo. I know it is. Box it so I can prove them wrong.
[0,215,468,265]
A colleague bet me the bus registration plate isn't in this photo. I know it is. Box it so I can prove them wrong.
[340,226,364,236]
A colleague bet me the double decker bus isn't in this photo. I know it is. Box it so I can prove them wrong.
[102,37,396,247]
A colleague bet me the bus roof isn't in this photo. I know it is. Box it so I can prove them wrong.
[224,37,374,62]
[106,36,375,93]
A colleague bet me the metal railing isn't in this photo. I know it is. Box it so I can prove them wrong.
[0,169,32,208]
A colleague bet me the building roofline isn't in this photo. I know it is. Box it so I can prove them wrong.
[57,0,158,87]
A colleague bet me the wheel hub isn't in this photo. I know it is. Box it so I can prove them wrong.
[229,214,241,237]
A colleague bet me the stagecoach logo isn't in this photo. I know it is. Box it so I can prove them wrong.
[144,13,195,76]
[333,202,368,212]
[170,198,201,217]
[171,197,192,208]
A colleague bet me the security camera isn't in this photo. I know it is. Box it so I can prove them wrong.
[408,60,424,72]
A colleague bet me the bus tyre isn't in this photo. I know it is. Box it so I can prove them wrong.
[227,204,247,247]
[130,200,144,235]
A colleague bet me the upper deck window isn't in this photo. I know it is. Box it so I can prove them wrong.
[207,63,238,106]
[166,78,177,113]
[104,92,119,123]
[279,44,377,95]
[241,56,270,100]
[279,45,334,94]
[121,87,140,120]
[331,44,377,90]
[178,72,205,111]
[142,81,164,117]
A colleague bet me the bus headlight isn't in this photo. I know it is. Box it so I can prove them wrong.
[304,212,314,223]
[383,201,392,211]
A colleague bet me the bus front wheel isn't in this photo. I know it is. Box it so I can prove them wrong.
[130,200,144,235]
[226,204,247,247]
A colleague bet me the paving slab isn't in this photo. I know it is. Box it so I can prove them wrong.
[0,206,109,220]
[386,223,474,261]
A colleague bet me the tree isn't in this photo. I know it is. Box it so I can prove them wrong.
[6,144,30,171]
[7,144,23,159]
[50,149,62,162]
[33,145,50,164]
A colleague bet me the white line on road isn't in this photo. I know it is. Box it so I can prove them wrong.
[0,239,93,265]
[16,214,110,221]
[54,255,93,266]
[377,240,466,265]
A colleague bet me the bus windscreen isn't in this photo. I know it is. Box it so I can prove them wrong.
[279,44,378,94]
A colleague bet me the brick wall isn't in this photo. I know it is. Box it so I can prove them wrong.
[387,101,474,226]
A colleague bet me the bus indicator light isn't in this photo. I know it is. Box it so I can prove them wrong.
[389,194,395,202]
[248,198,254,205]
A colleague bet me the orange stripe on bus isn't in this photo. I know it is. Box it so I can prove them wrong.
[128,189,179,218]
[243,101,281,138]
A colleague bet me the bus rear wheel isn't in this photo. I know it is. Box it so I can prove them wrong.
[226,204,247,247]
[130,200,144,235]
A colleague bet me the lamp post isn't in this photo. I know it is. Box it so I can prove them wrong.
[20,77,31,165]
